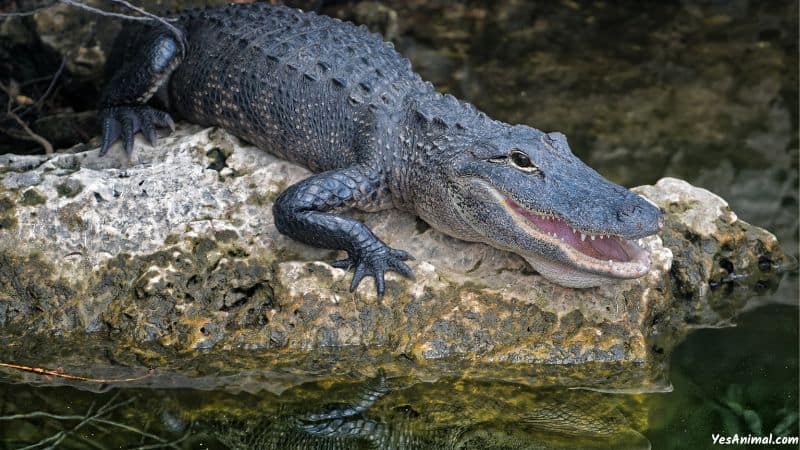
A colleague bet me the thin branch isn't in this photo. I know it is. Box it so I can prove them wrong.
[19,73,63,87]
[16,401,98,450]
[0,4,55,17]
[39,395,137,450]
[124,427,192,450]
[58,0,185,49]
[92,418,172,445]
[12,56,66,116]
[2,393,186,450]
[0,362,152,383]
[0,10,39,17]
[5,110,53,154]
[0,412,85,421]
[56,0,155,22]
[0,80,54,154]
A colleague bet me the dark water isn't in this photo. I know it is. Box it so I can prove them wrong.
[1,0,798,448]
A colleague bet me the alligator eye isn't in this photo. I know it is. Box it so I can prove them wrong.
[509,150,539,173]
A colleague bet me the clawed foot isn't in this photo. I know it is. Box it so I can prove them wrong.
[99,105,175,156]
[332,246,415,297]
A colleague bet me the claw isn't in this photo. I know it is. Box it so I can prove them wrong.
[141,120,158,145]
[100,117,121,156]
[375,273,385,297]
[390,259,414,279]
[150,109,175,131]
[350,264,367,292]
[393,249,414,261]
[121,116,135,155]
[97,105,174,157]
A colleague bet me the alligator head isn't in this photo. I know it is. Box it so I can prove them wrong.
[409,104,663,288]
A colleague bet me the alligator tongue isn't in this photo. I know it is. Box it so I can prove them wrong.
[510,203,631,262]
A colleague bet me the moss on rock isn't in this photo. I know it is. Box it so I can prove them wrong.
[0,196,17,231]
[20,188,46,206]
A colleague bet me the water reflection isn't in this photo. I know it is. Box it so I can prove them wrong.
[209,371,651,449]
[0,373,652,449]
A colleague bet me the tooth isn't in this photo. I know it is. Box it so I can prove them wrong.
[591,235,595,240]
[608,260,613,264]
[581,233,586,241]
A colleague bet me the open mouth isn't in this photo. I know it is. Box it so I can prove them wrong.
[507,199,632,262]
[502,195,651,277]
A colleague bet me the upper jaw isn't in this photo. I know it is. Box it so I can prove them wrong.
[482,186,654,282]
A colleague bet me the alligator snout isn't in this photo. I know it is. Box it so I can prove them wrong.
[615,195,664,236]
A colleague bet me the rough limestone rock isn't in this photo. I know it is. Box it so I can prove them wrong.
[0,125,791,391]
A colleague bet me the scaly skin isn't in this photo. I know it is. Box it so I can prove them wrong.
[99,3,663,296]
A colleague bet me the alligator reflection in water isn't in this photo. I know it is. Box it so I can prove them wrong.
[210,371,651,449]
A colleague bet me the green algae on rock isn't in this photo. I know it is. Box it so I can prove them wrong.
[0,126,792,391]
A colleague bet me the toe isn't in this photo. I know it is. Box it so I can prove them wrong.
[375,273,385,298]
[121,116,136,156]
[349,264,367,292]
[392,249,414,261]
[153,110,175,131]
[390,259,414,279]
[100,117,121,156]
[141,120,158,146]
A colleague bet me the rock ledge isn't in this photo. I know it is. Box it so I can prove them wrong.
[0,126,791,390]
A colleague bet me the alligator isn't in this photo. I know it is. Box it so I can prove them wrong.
[98,3,663,296]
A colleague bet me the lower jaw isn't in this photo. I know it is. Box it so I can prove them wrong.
[522,254,631,288]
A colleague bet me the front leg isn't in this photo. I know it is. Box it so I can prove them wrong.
[273,165,414,297]
[99,26,184,156]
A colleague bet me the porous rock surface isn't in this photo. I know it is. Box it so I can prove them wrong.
[0,126,791,390]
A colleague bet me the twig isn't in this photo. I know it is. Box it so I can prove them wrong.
[40,394,136,450]
[55,0,157,22]
[0,9,42,17]
[0,2,57,17]
[5,110,53,154]
[15,400,98,450]
[58,0,185,49]
[2,393,186,450]
[0,411,85,421]
[0,362,152,383]
[93,418,172,445]
[12,56,66,116]
[0,80,54,154]
[124,428,192,450]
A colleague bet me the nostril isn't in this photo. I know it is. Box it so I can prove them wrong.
[616,196,663,234]
[616,203,641,222]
